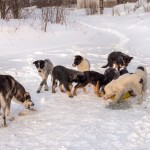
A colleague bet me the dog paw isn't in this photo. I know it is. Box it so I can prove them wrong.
[1,124,7,128]
[9,117,15,121]
[69,95,73,98]
[36,90,40,93]
[44,88,49,91]
[60,90,66,93]
[73,93,77,96]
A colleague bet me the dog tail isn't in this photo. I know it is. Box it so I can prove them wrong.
[101,63,109,68]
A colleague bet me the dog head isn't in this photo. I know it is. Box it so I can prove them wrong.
[123,55,133,67]
[103,68,120,85]
[33,60,46,73]
[72,55,83,67]
[22,92,34,109]
[119,66,129,76]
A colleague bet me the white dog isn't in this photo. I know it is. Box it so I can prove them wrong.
[104,66,147,106]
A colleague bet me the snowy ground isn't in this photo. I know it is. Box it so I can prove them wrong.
[0,7,150,150]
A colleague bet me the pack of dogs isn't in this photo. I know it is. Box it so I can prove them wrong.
[0,51,148,127]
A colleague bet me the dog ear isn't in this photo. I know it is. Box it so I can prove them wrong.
[24,92,31,99]
[129,57,133,60]
[33,61,38,65]
[75,55,81,58]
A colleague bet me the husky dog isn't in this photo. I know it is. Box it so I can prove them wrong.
[72,55,90,72]
[52,65,84,98]
[0,75,34,127]
[102,51,133,70]
[103,66,147,107]
[33,59,54,93]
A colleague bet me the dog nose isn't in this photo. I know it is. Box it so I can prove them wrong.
[38,70,41,73]
[32,103,34,106]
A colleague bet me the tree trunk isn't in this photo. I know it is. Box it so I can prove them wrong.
[12,0,19,19]
[0,0,6,19]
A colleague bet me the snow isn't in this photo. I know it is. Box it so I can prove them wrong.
[0,3,150,150]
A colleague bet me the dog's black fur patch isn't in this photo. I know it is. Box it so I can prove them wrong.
[72,55,83,66]
[119,67,129,76]
[102,51,133,69]
[103,68,120,85]
[33,60,45,69]
[137,66,144,71]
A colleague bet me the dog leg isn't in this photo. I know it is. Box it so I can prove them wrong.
[64,83,73,98]
[6,97,14,121]
[1,98,7,127]
[83,87,87,93]
[69,84,73,92]
[44,78,49,91]
[52,79,56,93]
[132,86,143,105]
[108,91,124,107]
[0,103,1,115]
[94,81,101,97]
[59,83,65,93]
[73,83,88,96]
[37,79,46,93]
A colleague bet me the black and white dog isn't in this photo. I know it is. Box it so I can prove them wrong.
[0,75,34,127]
[33,59,54,93]
[72,55,90,72]
[52,65,83,98]
[102,51,133,70]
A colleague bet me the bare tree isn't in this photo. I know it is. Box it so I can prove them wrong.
[0,0,30,19]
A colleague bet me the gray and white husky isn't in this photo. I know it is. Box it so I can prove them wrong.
[33,59,54,93]
[0,75,34,127]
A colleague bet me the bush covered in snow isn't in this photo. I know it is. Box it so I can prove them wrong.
[112,0,150,16]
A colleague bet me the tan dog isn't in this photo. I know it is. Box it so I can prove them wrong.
[103,66,147,106]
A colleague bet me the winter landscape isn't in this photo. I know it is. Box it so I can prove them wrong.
[0,0,150,150]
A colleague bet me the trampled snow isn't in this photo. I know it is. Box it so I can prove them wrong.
[0,5,150,150]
